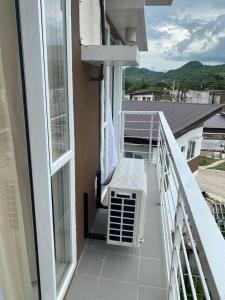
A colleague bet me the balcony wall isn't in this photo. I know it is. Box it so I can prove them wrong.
[72,0,101,258]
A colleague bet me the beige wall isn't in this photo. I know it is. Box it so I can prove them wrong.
[79,0,101,45]
[72,0,101,258]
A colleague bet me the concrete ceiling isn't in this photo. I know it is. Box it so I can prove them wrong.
[106,0,148,51]
[145,0,173,5]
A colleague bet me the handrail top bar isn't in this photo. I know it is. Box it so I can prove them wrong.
[122,110,159,115]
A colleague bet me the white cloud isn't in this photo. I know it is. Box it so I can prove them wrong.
[141,0,225,71]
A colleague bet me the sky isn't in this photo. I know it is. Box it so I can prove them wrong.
[141,0,225,72]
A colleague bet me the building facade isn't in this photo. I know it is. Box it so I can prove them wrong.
[171,89,225,104]
[128,90,156,101]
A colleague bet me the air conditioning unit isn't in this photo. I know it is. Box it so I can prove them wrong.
[107,158,147,247]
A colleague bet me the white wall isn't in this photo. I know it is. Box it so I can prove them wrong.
[186,90,210,104]
[177,127,203,161]
[132,94,154,101]
[124,126,203,165]
[79,0,101,45]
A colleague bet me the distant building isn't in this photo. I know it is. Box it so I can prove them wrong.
[124,94,131,100]
[209,90,225,104]
[186,90,210,104]
[202,113,225,152]
[126,89,155,101]
[171,89,225,104]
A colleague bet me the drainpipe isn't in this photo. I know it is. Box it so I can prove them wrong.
[99,0,106,45]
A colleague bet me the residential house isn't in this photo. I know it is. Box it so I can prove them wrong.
[172,89,225,104]
[202,113,225,153]
[123,101,224,174]
[185,90,211,103]
[209,90,225,104]
[126,89,156,101]
[1,0,225,300]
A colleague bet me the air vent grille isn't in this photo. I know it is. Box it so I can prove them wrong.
[108,191,138,245]
[107,158,147,247]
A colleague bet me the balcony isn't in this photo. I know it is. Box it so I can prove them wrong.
[66,111,225,300]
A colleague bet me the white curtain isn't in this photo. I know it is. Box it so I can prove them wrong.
[107,102,118,179]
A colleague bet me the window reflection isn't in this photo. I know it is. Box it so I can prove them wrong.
[45,0,70,161]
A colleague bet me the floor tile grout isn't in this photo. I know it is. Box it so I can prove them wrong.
[96,244,107,291]
[67,163,168,299]
[73,273,167,290]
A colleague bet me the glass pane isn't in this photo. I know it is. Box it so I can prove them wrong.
[45,0,69,161]
[51,164,71,291]
[0,1,39,299]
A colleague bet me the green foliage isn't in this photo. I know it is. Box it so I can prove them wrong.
[199,156,218,166]
[124,61,225,92]
[210,162,225,171]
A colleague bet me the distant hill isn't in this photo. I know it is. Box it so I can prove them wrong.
[124,61,225,92]
[125,67,164,82]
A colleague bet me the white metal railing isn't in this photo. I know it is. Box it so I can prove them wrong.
[122,111,225,300]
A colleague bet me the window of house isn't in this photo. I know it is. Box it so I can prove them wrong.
[187,141,196,160]
[124,152,144,160]
[44,0,75,290]
[181,146,185,152]
[124,152,133,158]
[19,0,76,298]
[134,153,144,159]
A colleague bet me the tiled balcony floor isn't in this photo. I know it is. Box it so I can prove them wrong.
[66,164,168,300]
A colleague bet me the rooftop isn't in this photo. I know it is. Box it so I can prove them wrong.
[128,89,156,95]
[123,100,224,139]
[204,113,225,130]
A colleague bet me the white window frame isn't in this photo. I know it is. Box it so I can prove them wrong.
[18,1,76,300]
[100,22,111,183]
[187,140,196,160]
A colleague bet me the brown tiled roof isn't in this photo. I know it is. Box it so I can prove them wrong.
[122,100,224,139]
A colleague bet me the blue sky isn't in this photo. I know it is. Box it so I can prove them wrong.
[141,0,225,71]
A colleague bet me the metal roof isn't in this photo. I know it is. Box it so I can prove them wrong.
[128,89,156,95]
[122,100,224,139]
[204,113,225,130]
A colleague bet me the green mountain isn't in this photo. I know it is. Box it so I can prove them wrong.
[124,61,225,92]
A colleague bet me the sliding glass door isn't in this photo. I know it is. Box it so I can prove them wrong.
[18,0,76,299]
[43,0,74,291]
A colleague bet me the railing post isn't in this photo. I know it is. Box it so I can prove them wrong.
[159,140,167,202]
[149,114,153,162]
[121,111,125,157]
[156,120,161,167]
[168,190,184,300]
